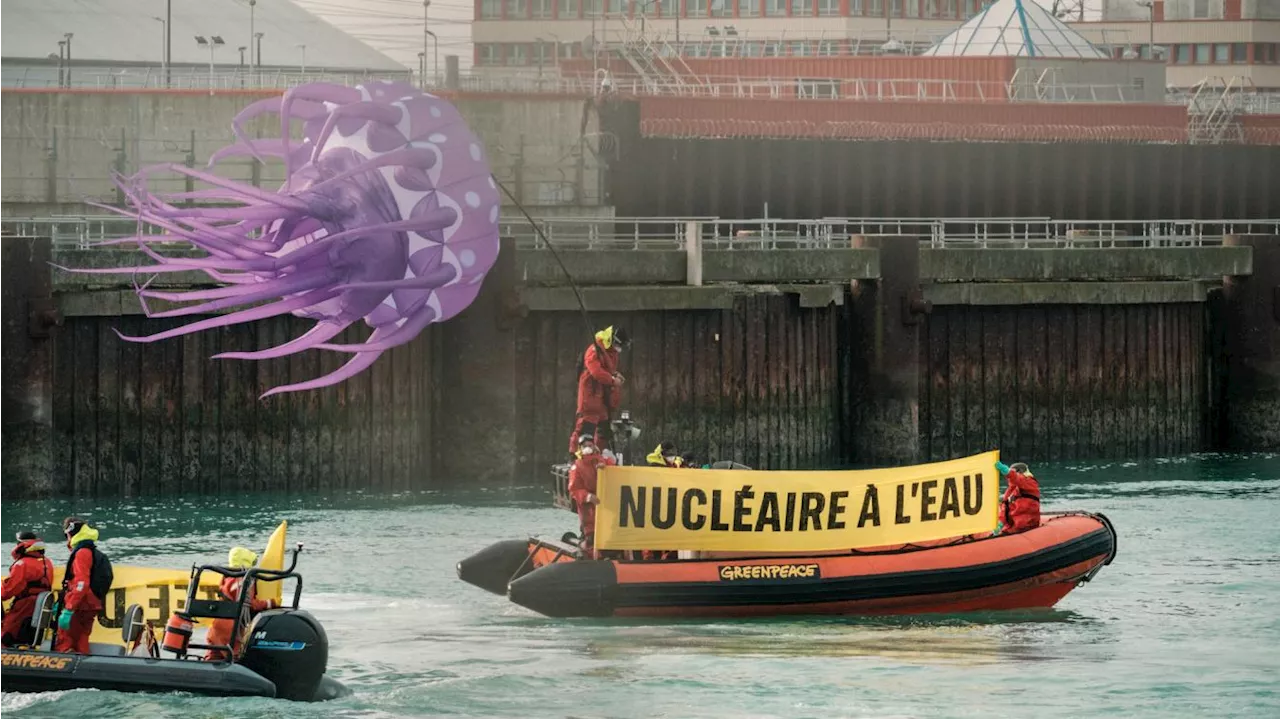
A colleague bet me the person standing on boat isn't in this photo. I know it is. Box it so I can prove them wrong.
[646,441,683,468]
[568,326,630,457]
[204,546,280,662]
[2,531,54,647]
[568,434,615,558]
[55,517,112,654]
[995,461,1042,534]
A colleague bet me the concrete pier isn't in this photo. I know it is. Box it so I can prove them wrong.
[1222,235,1280,450]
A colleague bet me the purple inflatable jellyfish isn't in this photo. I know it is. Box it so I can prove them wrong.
[63,81,501,398]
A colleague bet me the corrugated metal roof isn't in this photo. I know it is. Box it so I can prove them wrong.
[1,0,406,72]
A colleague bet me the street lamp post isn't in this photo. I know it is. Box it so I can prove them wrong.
[195,35,225,93]
[423,1,431,88]
[56,40,66,87]
[427,30,438,85]
[249,0,257,71]
[297,43,307,74]
[255,32,265,79]
[151,16,167,83]
[63,33,74,87]
[165,0,172,87]
[1136,1,1155,59]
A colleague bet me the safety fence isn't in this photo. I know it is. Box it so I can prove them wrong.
[6,214,1277,251]
[9,66,1261,110]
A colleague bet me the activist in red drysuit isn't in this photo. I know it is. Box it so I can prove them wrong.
[2,532,54,647]
[205,546,279,662]
[567,435,615,558]
[568,326,630,455]
[996,461,1042,534]
[55,518,108,655]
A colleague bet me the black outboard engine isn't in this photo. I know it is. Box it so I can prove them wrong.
[238,608,329,702]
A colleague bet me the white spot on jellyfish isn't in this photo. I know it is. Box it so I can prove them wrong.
[430,106,442,118]
[465,191,481,208]
[429,133,447,143]
[489,205,499,223]
[460,249,476,268]
[469,143,481,161]
[488,176,496,189]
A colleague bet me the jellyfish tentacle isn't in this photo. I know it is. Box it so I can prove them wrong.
[140,281,278,303]
[259,348,385,400]
[308,101,404,164]
[301,148,439,196]
[280,84,363,190]
[230,96,326,163]
[136,164,312,212]
[213,321,351,361]
[141,271,336,318]
[208,138,306,167]
[113,289,339,344]
[314,305,437,354]
[332,264,456,292]
[89,200,265,261]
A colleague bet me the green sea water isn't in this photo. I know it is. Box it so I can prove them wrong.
[3,453,1278,718]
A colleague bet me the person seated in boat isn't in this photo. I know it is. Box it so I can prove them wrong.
[2,531,54,647]
[204,546,280,662]
[55,517,112,655]
[568,326,630,459]
[995,461,1042,535]
[568,434,615,559]
[646,441,683,467]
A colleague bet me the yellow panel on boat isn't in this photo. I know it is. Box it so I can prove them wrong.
[3,521,290,646]
[257,520,288,605]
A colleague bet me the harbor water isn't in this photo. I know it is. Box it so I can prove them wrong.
[3,453,1278,718]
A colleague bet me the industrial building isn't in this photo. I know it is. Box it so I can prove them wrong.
[471,0,1280,89]
[1,0,408,88]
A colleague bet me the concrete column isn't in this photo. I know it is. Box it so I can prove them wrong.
[685,221,702,286]
[1,237,60,497]
[435,236,521,484]
[849,235,929,466]
[1222,234,1280,449]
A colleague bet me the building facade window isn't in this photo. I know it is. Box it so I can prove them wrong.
[1192,0,1210,18]
[478,44,500,64]
[1195,43,1210,63]
[480,0,502,18]
[508,44,528,64]
[1175,44,1190,63]
[558,0,578,17]
[660,0,677,15]
[606,0,626,15]
[1233,43,1248,62]
[740,0,761,15]
[584,0,602,17]
[532,0,552,17]
[710,0,732,16]
[506,0,529,17]
[765,0,786,16]
[818,0,840,15]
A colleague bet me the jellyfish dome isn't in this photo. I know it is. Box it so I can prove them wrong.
[67,81,502,397]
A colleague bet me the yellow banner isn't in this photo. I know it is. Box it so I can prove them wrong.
[595,450,1001,552]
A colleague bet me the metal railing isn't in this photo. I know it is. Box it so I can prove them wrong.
[0,66,1147,106]
[9,65,1280,113]
[6,214,1277,251]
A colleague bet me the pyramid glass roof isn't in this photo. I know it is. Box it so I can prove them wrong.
[921,0,1110,59]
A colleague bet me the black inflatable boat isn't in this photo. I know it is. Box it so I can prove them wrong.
[0,544,347,702]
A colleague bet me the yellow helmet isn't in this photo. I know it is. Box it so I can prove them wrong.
[227,546,258,569]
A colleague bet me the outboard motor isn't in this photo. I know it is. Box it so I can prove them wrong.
[238,608,329,702]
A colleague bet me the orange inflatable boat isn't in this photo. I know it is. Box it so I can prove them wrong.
[457,512,1117,618]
